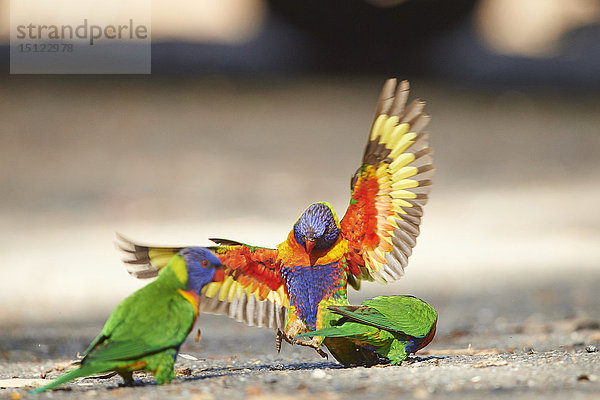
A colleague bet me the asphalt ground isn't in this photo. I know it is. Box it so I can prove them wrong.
[2,274,600,399]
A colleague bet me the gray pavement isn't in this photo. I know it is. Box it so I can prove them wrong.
[2,276,600,399]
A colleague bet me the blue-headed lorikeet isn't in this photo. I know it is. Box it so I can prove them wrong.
[297,295,437,366]
[117,79,434,362]
[31,248,223,393]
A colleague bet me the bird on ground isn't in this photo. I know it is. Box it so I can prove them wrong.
[298,295,437,366]
[117,78,434,363]
[31,247,223,393]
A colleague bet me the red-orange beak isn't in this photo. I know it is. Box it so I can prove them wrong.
[212,269,225,282]
[305,239,316,253]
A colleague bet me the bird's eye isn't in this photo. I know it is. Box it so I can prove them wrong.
[201,259,209,267]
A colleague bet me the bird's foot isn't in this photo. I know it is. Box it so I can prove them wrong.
[295,337,328,359]
[276,330,327,359]
[276,329,283,352]
[117,371,145,387]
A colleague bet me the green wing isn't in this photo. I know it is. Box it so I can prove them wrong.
[363,295,437,337]
[84,278,195,363]
[329,295,437,338]
[298,323,375,338]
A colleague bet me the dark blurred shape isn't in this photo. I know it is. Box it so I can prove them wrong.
[150,0,478,76]
[428,21,600,87]
[151,15,313,75]
[364,0,407,6]
[266,0,478,74]
[2,0,600,89]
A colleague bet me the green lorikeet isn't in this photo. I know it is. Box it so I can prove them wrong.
[31,247,223,393]
[297,295,437,366]
[116,79,433,362]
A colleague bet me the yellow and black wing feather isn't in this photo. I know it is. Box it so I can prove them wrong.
[340,79,434,283]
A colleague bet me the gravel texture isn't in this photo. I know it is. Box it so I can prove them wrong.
[2,277,600,399]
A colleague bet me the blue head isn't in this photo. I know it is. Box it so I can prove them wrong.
[293,202,340,253]
[179,247,223,293]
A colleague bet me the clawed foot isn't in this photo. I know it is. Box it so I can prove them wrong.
[117,371,145,387]
[118,378,144,387]
[276,329,285,353]
[276,329,328,359]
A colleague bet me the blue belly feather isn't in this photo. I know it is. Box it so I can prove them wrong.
[280,262,344,330]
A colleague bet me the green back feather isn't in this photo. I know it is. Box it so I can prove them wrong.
[329,295,437,338]
[362,295,437,337]
[84,262,194,362]
[298,323,373,338]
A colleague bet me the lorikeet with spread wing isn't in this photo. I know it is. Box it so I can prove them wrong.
[297,295,437,366]
[116,78,433,362]
[31,248,223,393]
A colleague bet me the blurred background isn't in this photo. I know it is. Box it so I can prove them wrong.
[0,0,599,345]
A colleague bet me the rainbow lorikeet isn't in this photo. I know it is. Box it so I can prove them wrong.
[297,295,437,366]
[117,78,433,361]
[31,248,223,393]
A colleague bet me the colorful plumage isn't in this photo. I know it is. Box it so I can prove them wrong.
[116,78,434,361]
[297,295,438,366]
[31,248,223,393]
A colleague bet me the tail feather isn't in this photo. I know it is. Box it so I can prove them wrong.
[30,364,106,394]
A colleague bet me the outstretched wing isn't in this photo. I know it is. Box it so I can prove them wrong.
[340,79,433,283]
[116,234,288,329]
